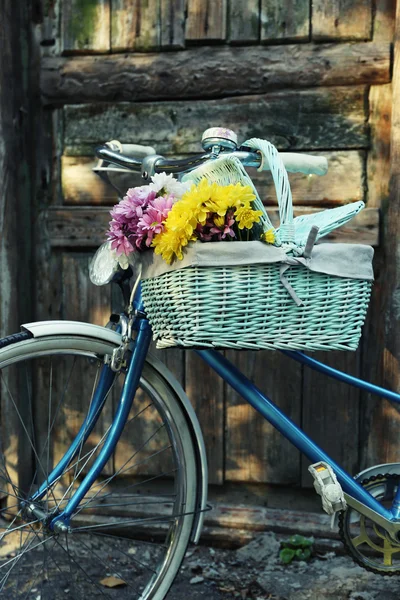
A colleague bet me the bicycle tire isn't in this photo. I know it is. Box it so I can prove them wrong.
[0,333,197,599]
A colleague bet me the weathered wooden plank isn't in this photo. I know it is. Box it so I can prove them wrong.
[261,0,309,42]
[0,0,40,499]
[257,150,365,207]
[185,351,224,485]
[358,250,386,471]
[160,0,185,48]
[313,0,372,41]
[63,87,369,156]
[359,1,400,470]
[359,89,392,469]
[61,155,144,204]
[228,0,259,43]
[301,351,361,487]
[62,151,365,208]
[367,84,392,207]
[40,0,61,56]
[46,206,380,247]
[41,42,391,104]
[185,0,227,42]
[373,0,396,41]
[61,0,111,53]
[111,0,160,52]
[225,351,301,484]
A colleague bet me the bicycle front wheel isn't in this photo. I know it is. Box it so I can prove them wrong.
[0,333,197,599]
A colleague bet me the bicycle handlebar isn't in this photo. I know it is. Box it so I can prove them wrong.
[95,143,328,177]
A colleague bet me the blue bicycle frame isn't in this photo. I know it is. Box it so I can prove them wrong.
[41,286,400,531]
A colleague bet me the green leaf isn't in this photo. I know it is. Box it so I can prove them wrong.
[288,534,314,548]
[295,548,312,561]
[280,548,296,564]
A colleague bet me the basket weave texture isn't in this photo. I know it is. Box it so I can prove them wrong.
[142,264,372,351]
[141,138,373,351]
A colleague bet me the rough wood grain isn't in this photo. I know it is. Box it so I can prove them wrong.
[62,0,111,53]
[225,351,301,484]
[228,0,259,43]
[373,0,396,41]
[185,0,227,42]
[63,87,369,156]
[185,351,224,485]
[161,0,185,48]
[255,150,365,207]
[0,0,39,497]
[111,0,160,52]
[40,42,391,104]
[359,2,400,469]
[46,206,380,247]
[40,0,61,56]
[261,0,309,42]
[61,151,365,208]
[301,351,361,487]
[367,84,392,207]
[313,0,372,41]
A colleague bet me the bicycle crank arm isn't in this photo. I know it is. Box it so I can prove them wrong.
[343,493,400,541]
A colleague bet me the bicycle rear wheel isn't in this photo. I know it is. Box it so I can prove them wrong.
[0,333,197,599]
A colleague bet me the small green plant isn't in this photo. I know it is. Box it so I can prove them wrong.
[279,534,314,565]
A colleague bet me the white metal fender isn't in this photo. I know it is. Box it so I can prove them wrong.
[21,320,208,543]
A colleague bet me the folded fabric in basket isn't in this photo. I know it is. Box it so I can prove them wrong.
[140,240,374,282]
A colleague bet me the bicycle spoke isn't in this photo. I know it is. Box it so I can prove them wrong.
[0,373,58,506]
[26,356,78,501]
[82,468,178,510]
[69,363,102,502]
[52,536,112,599]
[99,537,158,574]
[77,535,140,593]
[80,497,176,511]
[0,340,196,598]
[76,426,168,515]
[72,511,185,533]
[0,530,41,589]
[57,375,119,510]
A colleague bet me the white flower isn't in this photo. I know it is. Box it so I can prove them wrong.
[149,172,191,199]
[110,248,130,270]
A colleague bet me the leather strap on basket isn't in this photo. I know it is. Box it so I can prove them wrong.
[244,138,295,246]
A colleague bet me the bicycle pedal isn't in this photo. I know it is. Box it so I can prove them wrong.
[309,462,347,515]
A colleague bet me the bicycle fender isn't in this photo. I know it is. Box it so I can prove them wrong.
[21,319,208,544]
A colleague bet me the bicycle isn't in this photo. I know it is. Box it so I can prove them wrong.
[0,128,399,599]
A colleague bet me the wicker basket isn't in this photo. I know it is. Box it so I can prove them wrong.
[140,139,373,351]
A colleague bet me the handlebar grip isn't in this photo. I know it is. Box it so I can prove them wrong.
[118,143,156,157]
[105,140,156,158]
[280,153,328,176]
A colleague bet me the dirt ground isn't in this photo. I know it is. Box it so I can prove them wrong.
[170,532,400,600]
[3,527,400,599]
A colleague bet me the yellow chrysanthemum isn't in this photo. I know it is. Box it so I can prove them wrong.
[235,206,263,230]
[262,228,276,244]
[152,178,261,263]
[153,227,196,264]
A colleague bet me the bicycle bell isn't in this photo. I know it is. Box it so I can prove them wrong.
[201,127,238,152]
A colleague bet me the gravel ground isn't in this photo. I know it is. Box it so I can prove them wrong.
[3,528,400,599]
[169,532,400,600]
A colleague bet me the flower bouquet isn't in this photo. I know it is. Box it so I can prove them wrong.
[106,172,275,269]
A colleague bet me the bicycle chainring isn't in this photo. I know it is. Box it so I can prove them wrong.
[339,472,400,575]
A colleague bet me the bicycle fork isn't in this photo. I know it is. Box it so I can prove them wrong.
[25,318,152,532]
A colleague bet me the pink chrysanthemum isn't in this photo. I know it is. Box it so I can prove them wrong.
[137,195,175,247]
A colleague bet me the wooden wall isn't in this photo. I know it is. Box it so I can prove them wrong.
[34,0,397,491]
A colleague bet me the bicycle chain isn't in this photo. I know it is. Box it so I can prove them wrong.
[338,472,400,576]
